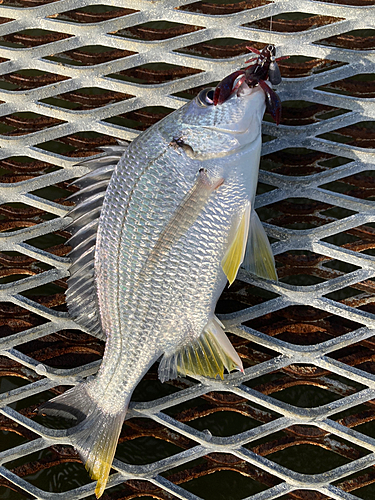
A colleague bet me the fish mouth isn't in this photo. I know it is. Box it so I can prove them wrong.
[204,86,265,141]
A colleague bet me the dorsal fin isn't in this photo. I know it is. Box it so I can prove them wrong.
[66,142,129,340]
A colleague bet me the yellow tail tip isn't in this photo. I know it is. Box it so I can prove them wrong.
[88,459,112,498]
[95,478,107,499]
[93,466,111,498]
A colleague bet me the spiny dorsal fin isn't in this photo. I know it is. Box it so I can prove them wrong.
[66,142,128,340]
[158,317,243,382]
[221,202,251,286]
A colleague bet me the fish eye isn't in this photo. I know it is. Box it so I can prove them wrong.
[197,88,214,107]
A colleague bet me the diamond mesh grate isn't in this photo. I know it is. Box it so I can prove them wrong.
[0,0,375,499]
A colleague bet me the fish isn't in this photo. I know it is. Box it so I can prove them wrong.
[40,60,278,498]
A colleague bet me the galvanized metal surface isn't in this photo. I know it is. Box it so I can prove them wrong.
[0,0,374,499]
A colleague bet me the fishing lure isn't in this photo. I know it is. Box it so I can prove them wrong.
[213,44,287,124]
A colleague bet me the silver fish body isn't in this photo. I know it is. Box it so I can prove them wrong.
[41,83,277,497]
[94,97,262,407]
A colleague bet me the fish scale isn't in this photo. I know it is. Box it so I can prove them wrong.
[41,83,278,498]
[98,154,220,398]
[93,152,192,397]
[101,150,246,389]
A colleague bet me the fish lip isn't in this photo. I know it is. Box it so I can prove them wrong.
[204,86,265,136]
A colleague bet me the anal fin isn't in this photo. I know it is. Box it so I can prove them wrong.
[221,202,251,285]
[158,317,243,382]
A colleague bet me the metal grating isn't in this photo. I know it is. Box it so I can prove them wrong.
[0,0,375,499]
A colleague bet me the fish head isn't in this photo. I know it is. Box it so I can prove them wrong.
[176,80,267,156]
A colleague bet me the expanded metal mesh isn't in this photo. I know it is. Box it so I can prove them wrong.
[0,0,375,499]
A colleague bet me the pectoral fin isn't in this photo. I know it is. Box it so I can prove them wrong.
[221,202,251,285]
[158,316,243,382]
[243,211,277,280]
[144,169,223,274]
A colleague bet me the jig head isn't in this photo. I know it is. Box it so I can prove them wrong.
[213,44,288,125]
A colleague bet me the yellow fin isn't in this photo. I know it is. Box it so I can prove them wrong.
[39,382,127,499]
[221,202,251,285]
[81,410,124,499]
[89,442,115,498]
[244,211,278,281]
[77,409,124,498]
[158,316,243,382]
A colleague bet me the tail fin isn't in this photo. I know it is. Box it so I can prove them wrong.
[40,383,126,498]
